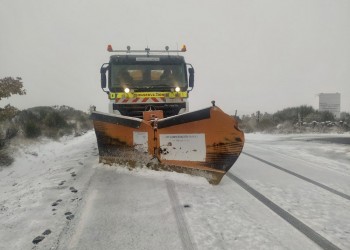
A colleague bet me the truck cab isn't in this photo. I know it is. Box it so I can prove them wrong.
[100,46,194,118]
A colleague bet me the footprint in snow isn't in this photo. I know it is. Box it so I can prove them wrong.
[51,199,63,207]
[42,229,51,235]
[32,229,52,244]
[69,187,78,193]
[65,212,74,220]
[32,236,45,244]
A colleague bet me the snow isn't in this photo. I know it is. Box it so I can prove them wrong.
[1,131,350,249]
[0,131,98,250]
[246,133,350,176]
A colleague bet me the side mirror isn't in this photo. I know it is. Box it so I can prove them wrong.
[188,67,194,88]
[100,63,109,89]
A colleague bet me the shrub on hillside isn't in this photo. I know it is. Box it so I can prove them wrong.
[0,151,13,166]
[0,105,93,166]
[273,105,315,124]
[0,128,14,167]
[44,112,67,128]
[12,106,92,139]
[258,118,275,132]
[5,125,18,140]
[240,106,350,133]
[0,104,19,121]
[24,121,41,138]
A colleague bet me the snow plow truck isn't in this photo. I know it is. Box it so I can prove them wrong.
[90,45,244,184]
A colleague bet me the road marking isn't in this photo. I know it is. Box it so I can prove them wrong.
[166,180,196,250]
[243,152,350,201]
[227,172,341,250]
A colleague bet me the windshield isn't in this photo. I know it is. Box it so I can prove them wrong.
[110,64,187,91]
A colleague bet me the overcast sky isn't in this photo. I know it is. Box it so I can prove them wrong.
[1,0,349,115]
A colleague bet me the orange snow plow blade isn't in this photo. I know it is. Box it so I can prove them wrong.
[91,106,244,184]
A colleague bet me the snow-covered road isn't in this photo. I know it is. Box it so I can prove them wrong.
[0,131,349,250]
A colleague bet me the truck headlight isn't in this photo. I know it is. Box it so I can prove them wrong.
[124,88,130,93]
[175,87,180,92]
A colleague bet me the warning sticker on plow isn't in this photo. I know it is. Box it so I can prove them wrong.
[133,132,148,153]
[159,134,206,161]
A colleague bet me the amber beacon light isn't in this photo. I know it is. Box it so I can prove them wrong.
[107,44,113,52]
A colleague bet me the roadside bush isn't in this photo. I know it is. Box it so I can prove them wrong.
[5,125,18,139]
[258,118,275,132]
[58,127,74,137]
[0,104,19,121]
[43,128,59,139]
[0,131,13,166]
[0,151,13,166]
[0,105,93,166]
[276,121,294,133]
[24,121,41,138]
[0,137,5,149]
[80,120,93,131]
[44,112,67,128]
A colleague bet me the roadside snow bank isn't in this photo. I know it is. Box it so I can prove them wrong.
[0,131,98,250]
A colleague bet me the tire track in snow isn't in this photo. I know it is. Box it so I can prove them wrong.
[67,189,98,249]
[166,180,196,250]
[227,172,341,250]
[243,152,350,201]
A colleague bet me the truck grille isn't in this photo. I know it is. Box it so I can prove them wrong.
[113,103,186,118]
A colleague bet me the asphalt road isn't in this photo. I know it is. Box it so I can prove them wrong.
[307,137,350,145]
[53,133,350,250]
[58,167,186,250]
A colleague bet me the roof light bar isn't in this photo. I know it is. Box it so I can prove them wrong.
[106,45,187,54]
